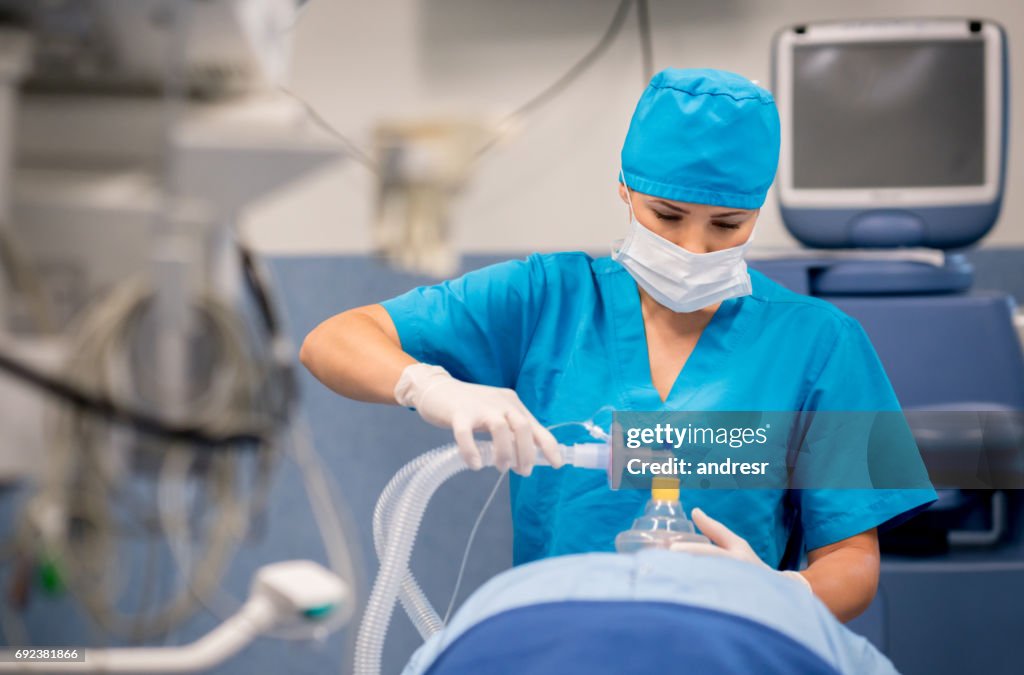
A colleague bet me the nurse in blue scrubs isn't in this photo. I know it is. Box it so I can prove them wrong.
[300,68,936,622]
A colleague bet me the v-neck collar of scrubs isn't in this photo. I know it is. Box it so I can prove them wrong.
[593,256,756,411]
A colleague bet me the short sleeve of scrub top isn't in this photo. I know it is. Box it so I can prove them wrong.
[380,255,546,388]
[795,317,937,552]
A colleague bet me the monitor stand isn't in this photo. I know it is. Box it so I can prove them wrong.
[750,251,974,296]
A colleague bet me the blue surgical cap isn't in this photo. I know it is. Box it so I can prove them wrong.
[620,68,781,209]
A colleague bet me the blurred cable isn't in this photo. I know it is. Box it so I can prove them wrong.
[502,0,635,122]
[157,417,363,642]
[476,0,637,158]
[636,0,654,83]
[0,227,57,333]
[280,2,638,171]
[0,343,274,447]
[279,86,380,174]
[443,470,506,625]
[0,236,297,450]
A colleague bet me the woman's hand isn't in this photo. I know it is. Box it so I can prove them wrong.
[394,363,562,475]
[671,508,812,592]
[676,508,882,622]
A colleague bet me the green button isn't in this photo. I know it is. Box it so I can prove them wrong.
[38,560,65,595]
[302,603,335,620]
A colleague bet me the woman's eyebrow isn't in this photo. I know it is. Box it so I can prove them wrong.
[711,210,749,219]
[650,199,688,214]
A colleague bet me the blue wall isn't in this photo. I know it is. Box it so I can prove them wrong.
[3,246,1023,674]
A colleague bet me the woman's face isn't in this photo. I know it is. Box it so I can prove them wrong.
[618,183,758,253]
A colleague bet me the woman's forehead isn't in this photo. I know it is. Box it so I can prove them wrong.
[639,192,755,216]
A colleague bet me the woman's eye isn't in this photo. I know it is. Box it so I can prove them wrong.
[653,212,681,221]
[713,222,741,230]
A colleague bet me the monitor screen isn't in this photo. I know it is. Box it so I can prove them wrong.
[792,41,985,189]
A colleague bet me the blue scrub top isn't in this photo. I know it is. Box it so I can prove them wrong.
[381,253,936,567]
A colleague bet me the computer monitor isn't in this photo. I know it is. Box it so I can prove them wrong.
[773,18,1007,249]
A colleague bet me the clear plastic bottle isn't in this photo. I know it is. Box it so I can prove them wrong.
[614,477,710,553]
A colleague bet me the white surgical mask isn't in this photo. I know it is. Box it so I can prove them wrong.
[612,175,754,313]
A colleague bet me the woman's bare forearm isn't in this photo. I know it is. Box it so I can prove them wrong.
[299,304,416,404]
[802,529,880,622]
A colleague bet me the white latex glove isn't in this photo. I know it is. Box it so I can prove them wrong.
[394,363,562,475]
[670,508,813,593]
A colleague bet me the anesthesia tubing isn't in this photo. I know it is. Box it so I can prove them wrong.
[354,441,609,675]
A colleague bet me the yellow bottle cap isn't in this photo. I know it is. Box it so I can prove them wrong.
[651,476,680,502]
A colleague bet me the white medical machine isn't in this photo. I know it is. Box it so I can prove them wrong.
[0,1,360,670]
